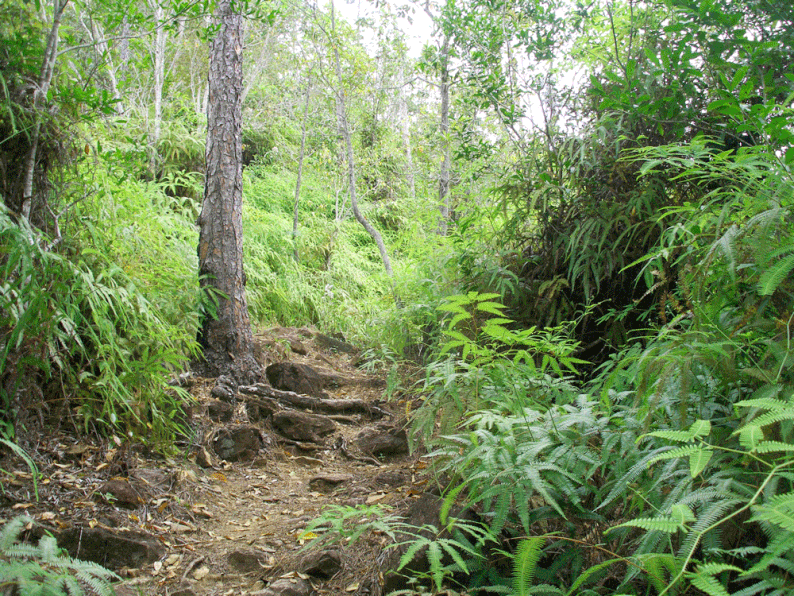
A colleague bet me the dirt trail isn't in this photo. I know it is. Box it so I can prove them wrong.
[0,327,429,596]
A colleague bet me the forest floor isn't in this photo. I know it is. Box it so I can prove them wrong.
[0,327,437,596]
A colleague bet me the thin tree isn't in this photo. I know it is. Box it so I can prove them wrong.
[195,0,260,382]
[292,73,312,263]
[327,0,394,278]
[19,0,69,223]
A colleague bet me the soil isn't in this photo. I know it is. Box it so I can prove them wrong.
[0,326,433,596]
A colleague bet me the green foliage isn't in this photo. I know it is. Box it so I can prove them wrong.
[0,516,119,596]
[0,194,198,444]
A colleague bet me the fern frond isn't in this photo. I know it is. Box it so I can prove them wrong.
[753,440,794,453]
[611,515,685,534]
[750,491,794,532]
[688,569,734,596]
[513,537,545,596]
[759,252,794,295]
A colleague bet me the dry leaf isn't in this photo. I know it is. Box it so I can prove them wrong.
[39,512,56,520]
[192,565,210,581]
[345,582,360,592]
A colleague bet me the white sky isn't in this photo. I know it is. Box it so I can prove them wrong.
[335,0,435,57]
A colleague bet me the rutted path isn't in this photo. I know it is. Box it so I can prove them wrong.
[0,327,432,596]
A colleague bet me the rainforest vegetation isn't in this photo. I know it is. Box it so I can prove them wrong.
[1,0,794,593]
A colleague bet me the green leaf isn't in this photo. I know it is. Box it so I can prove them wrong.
[737,425,764,450]
[689,448,713,477]
[612,516,685,534]
[671,503,696,524]
[754,441,794,454]
[513,537,545,596]
[649,444,704,464]
[690,419,711,439]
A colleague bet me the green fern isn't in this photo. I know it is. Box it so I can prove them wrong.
[512,537,545,596]
[0,516,119,596]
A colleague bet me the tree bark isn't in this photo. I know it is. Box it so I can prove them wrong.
[293,74,312,263]
[329,0,394,279]
[149,0,166,173]
[437,33,451,236]
[195,0,260,383]
[20,0,68,222]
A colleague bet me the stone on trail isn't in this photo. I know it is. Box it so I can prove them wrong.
[308,473,353,493]
[97,478,146,508]
[211,424,262,461]
[299,548,342,578]
[246,396,280,422]
[272,410,336,443]
[58,526,165,570]
[228,549,268,573]
[207,398,234,422]
[253,577,313,596]
[266,362,325,396]
[211,374,238,402]
[355,422,409,457]
[289,339,308,355]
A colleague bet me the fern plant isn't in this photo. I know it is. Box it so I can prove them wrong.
[0,516,119,596]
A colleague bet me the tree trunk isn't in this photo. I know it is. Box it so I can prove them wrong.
[437,33,451,236]
[195,0,260,383]
[20,0,68,222]
[293,74,311,263]
[329,0,394,279]
[400,64,416,201]
[149,0,166,173]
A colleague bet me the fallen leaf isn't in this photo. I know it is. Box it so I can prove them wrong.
[39,512,56,520]
[346,582,360,592]
[12,503,33,509]
[192,565,210,581]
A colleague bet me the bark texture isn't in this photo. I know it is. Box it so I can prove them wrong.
[196,0,260,383]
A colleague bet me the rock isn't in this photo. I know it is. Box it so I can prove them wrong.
[300,548,342,578]
[309,473,353,493]
[253,578,313,596]
[266,362,325,396]
[168,371,197,388]
[211,375,238,402]
[289,339,308,355]
[374,470,409,487]
[272,411,336,443]
[355,423,409,457]
[196,446,215,468]
[291,456,323,467]
[228,549,268,573]
[314,333,358,354]
[97,479,145,508]
[246,396,280,422]
[59,526,165,570]
[207,399,234,422]
[129,468,173,492]
[211,425,262,461]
